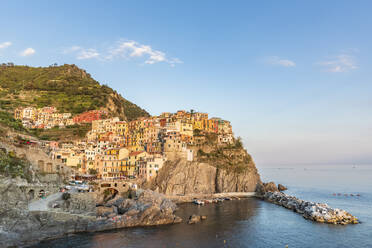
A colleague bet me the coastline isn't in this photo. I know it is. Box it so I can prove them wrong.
[17,192,254,247]
[5,189,360,248]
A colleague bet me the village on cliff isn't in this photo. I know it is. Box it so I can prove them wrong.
[13,106,234,181]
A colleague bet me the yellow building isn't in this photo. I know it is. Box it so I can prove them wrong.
[14,108,23,120]
[121,151,148,177]
[138,155,166,181]
[180,121,193,136]
[192,120,203,131]
[115,121,128,136]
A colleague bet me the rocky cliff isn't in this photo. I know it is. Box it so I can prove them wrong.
[149,144,262,195]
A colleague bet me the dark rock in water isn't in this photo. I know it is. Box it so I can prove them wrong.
[188,214,201,224]
[278,184,288,191]
[188,214,207,224]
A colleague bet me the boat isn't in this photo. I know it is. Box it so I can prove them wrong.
[193,199,205,205]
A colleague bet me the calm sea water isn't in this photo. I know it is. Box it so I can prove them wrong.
[33,164,372,248]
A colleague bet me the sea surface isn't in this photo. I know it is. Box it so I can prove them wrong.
[33,164,372,248]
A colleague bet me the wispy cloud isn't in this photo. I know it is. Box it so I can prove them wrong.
[265,56,296,67]
[0,41,12,49]
[77,49,99,60]
[20,48,36,56]
[63,39,182,66]
[318,54,357,73]
[107,40,182,66]
[63,46,100,60]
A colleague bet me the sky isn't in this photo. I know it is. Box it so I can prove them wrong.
[0,1,371,166]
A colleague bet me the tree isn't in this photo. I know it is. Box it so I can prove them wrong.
[235,137,243,148]
[88,168,97,175]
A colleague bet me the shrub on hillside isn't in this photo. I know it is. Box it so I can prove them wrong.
[0,150,32,181]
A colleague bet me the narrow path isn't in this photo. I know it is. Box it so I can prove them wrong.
[28,192,63,211]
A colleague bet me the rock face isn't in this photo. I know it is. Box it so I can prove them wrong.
[0,177,82,248]
[0,177,181,247]
[93,189,182,230]
[263,191,359,225]
[149,157,262,195]
[62,192,96,216]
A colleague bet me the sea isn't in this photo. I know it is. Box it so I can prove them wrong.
[32,164,372,248]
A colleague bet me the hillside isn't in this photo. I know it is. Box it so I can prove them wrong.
[0,63,149,121]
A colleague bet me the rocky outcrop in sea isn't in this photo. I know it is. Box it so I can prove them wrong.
[262,191,359,225]
[92,189,182,231]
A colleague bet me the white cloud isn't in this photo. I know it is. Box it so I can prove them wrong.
[318,54,357,73]
[63,40,182,66]
[107,40,182,66]
[266,56,296,67]
[0,41,12,49]
[64,46,100,60]
[77,49,99,60]
[20,48,36,56]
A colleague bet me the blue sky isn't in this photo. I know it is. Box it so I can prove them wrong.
[1,1,371,165]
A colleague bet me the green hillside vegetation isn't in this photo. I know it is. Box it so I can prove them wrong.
[0,63,149,120]
[30,123,92,141]
[0,110,27,132]
[0,149,32,181]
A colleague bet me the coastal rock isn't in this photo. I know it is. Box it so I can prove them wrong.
[105,194,125,207]
[118,198,137,214]
[92,190,181,229]
[187,214,207,224]
[188,214,201,224]
[262,191,358,225]
[263,182,279,192]
[63,193,96,216]
[0,177,182,247]
[148,155,262,195]
[278,184,287,191]
[97,206,116,217]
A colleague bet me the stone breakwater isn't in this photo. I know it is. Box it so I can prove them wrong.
[262,191,359,225]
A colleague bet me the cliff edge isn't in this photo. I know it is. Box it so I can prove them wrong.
[149,136,262,195]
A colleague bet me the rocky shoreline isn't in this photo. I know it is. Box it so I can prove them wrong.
[0,176,183,248]
[92,189,182,231]
[0,175,359,248]
[261,191,359,225]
